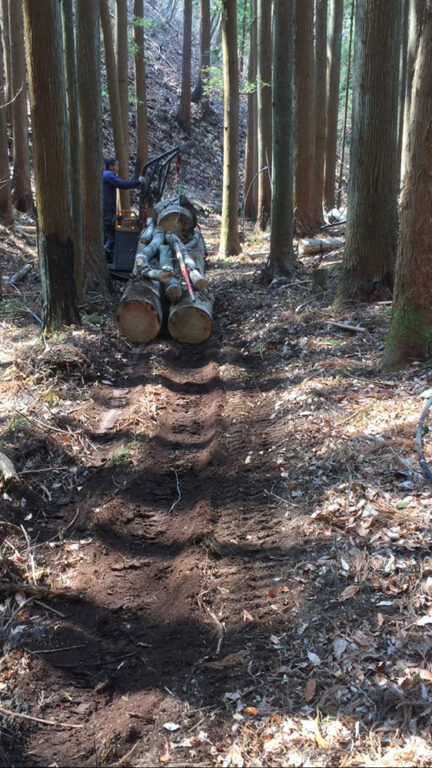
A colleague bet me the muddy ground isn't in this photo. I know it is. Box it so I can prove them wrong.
[2,215,432,767]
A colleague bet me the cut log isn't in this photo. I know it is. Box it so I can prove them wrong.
[159,244,182,302]
[115,278,163,343]
[168,291,214,344]
[153,196,197,240]
[133,227,165,274]
[139,220,155,245]
[299,237,344,255]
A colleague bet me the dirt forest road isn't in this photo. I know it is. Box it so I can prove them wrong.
[7,251,300,767]
[4,229,432,766]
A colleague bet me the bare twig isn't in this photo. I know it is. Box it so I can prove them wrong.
[1,598,34,633]
[168,470,182,513]
[31,644,86,654]
[0,705,83,729]
[0,582,83,601]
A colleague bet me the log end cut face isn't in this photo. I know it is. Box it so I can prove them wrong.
[168,305,212,344]
[115,298,162,343]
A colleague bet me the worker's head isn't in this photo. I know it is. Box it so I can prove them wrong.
[105,157,119,173]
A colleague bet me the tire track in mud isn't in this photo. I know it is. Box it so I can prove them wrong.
[17,276,302,766]
[19,338,230,767]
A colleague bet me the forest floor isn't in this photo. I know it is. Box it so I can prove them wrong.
[2,211,432,767]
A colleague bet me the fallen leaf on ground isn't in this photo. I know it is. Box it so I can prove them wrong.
[304,678,317,702]
[339,585,360,600]
[243,706,259,716]
[416,615,432,626]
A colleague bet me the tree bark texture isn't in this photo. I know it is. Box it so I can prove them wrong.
[116,0,130,209]
[1,0,12,123]
[312,0,327,225]
[0,14,12,225]
[9,0,33,213]
[192,0,211,118]
[176,0,192,134]
[256,0,272,231]
[397,0,409,176]
[323,0,343,211]
[62,0,83,302]
[243,0,258,221]
[270,0,295,276]
[133,0,149,177]
[401,0,426,177]
[336,0,355,208]
[335,0,401,306]
[219,0,241,255]
[76,0,109,295]
[381,1,432,369]
[294,0,316,235]
[23,0,79,332]
[101,0,129,210]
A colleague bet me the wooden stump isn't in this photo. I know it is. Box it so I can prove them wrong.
[168,291,214,344]
[115,279,163,343]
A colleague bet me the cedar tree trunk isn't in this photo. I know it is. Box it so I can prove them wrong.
[133,0,148,176]
[323,0,343,211]
[9,0,33,213]
[62,0,83,302]
[256,0,272,231]
[335,0,401,306]
[219,0,241,255]
[243,0,257,220]
[294,0,316,235]
[176,0,192,134]
[381,1,432,369]
[269,0,295,276]
[76,0,109,295]
[23,0,79,332]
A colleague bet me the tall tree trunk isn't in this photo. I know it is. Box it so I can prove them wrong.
[294,0,316,234]
[381,0,432,369]
[9,0,33,213]
[336,0,354,208]
[335,0,401,306]
[219,0,241,256]
[23,0,79,332]
[270,0,295,276]
[62,0,83,302]
[401,0,426,177]
[192,0,211,119]
[239,0,248,80]
[323,0,343,211]
[0,12,12,225]
[312,0,327,226]
[76,0,109,296]
[211,8,222,48]
[397,0,410,177]
[243,0,258,220]
[256,0,272,231]
[101,0,129,210]
[116,0,130,209]
[133,0,148,177]
[176,0,192,134]
[1,0,12,123]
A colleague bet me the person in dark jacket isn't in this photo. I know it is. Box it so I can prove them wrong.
[103,158,144,260]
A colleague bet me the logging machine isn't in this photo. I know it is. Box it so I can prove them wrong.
[108,143,189,277]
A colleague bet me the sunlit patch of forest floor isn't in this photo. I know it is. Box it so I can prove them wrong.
[1,216,432,767]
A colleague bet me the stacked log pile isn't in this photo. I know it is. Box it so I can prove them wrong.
[115,196,214,344]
